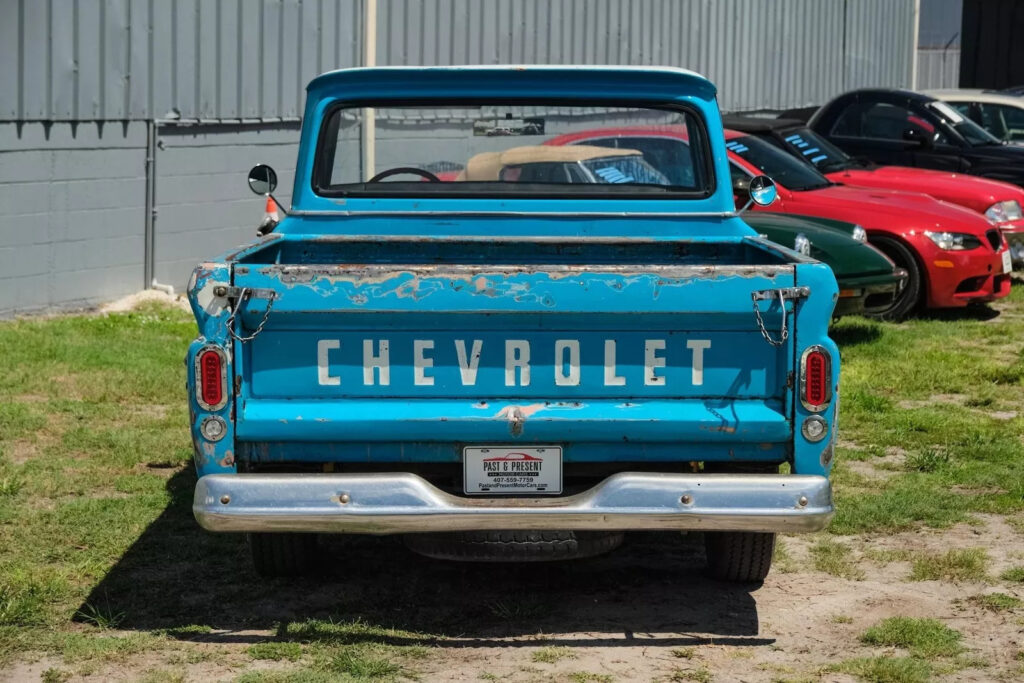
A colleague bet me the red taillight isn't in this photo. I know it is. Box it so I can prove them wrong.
[196,347,226,409]
[801,347,831,411]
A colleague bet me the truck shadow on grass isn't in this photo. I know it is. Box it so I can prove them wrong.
[78,469,769,648]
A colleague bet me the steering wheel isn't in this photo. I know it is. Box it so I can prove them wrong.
[368,167,441,183]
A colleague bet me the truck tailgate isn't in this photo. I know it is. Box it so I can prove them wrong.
[229,236,800,457]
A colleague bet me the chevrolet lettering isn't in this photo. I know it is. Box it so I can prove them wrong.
[186,66,839,583]
[314,338,712,387]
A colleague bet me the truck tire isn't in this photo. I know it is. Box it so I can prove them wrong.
[704,531,775,582]
[867,237,921,322]
[248,532,319,577]
[403,529,624,562]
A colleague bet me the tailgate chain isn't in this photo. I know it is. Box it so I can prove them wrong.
[224,288,277,343]
[751,287,810,347]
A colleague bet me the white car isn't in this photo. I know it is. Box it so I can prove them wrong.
[927,89,1024,144]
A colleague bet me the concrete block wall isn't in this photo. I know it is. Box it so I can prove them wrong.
[0,122,147,316]
[153,123,299,291]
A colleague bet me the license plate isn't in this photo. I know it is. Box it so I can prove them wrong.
[1003,249,1014,274]
[463,446,562,494]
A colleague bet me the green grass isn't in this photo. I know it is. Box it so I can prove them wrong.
[829,656,931,683]
[829,288,1024,534]
[810,538,865,580]
[909,548,989,582]
[669,667,712,682]
[248,642,304,662]
[860,617,963,658]
[969,592,1023,611]
[772,538,799,574]
[531,645,576,664]
[1001,567,1024,582]
[568,674,614,683]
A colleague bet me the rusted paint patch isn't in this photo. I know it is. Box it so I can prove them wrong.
[820,443,835,468]
[495,403,548,437]
[219,451,235,467]
[495,403,547,420]
[701,424,737,434]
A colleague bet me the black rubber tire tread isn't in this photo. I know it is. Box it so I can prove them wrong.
[248,532,319,577]
[704,531,776,583]
[866,236,922,322]
[403,529,625,562]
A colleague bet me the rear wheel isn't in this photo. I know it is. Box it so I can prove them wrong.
[403,529,624,562]
[248,532,319,577]
[867,237,922,321]
[704,531,776,582]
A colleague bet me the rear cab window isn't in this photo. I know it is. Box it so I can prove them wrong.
[313,103,714,198]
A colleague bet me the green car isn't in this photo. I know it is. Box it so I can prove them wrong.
[745,213,907,318]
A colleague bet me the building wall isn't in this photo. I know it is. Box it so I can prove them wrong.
[2,0,915,122]
[0,122,147,315]
[153,123,299,291]
[0,0,918,315]
[917,48,961,89]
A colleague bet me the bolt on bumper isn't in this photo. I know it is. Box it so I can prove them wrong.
[194,472,833,535]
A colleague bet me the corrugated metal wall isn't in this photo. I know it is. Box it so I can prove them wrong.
[3,0,914,122]
[0,0,917,315]
[1,0,363,122]
[917,48,961,89]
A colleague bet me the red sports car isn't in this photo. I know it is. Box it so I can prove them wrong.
[547,126,1012,320]
[721,115,1024,267]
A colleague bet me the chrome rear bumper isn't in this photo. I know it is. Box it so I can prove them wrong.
[194,472,833,534]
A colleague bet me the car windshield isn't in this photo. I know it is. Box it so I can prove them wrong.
[315,103,711,197]
[725,135,832,191]
[777,128,854,173]
[927,101,1003,146]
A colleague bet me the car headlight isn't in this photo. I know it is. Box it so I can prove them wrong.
[851,225,868,242]
[794,233,811,256]
[985,200,1023,223]
[923,230,983,251]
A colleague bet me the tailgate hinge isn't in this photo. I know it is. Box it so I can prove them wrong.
[751,286,810,302]
[220,287,278,343]
[213,285,277,302]
[751,287,810,348]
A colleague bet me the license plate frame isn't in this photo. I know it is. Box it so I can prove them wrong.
[1003,249,1014,274]
[463,446,563,495]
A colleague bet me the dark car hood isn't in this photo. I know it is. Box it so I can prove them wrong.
[743,213,897,279]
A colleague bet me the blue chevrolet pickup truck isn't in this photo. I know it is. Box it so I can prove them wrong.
[186,66,839,582]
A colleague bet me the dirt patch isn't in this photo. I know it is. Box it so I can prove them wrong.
[844,458,903,482]
[123,404,171,420]
[98,289,191,314]
[12,524,1022,682]
[7,439,39,465]
[898,393,967,410]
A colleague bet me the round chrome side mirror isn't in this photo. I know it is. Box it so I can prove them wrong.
[748,175,778,207]
[247,164,278,195]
